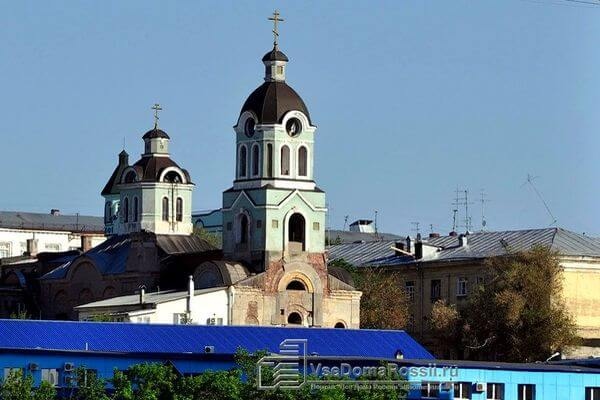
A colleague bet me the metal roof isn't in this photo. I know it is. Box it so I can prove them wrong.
[328,228,600,267]
[0,211,104,233]
[75,287,226,309]
[326,229,402,244]
[0,320,434,359]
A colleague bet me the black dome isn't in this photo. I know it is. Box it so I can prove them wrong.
[240,81,311,125]
[262,48,289,62]
[142,128,170,139]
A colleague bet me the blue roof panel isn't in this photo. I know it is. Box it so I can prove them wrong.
[0,320,433,360]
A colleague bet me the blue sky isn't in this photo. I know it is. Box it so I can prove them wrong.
[1,0,598,236]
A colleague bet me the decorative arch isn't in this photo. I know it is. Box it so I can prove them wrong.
[334,321,347,329]
[286,280,307,291]
[78,288,93,304]
[102,286,116,299]
[287,312,303,325]
[120,167,139,184]
[281,110,313,134]
[277,270,316,294]
[283,209,310,254]
[159,166,188,184]
[288,213,305,251]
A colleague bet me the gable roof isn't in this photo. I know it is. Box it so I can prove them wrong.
[0,211,104,233]
[328,228,600,267]
[0,320,433,360]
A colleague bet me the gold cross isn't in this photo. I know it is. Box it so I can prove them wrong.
[268,10,284,48]
[151,103,162,128]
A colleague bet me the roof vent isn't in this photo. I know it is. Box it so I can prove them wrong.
[449,231,458,237]
[204,345,215,354]
[429,233,440,239]
[50,209,60,216]
[459,234,468,247]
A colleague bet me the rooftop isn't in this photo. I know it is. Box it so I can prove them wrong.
[0,211,104,234]
[0,320,434,360]
[328,227,600,267]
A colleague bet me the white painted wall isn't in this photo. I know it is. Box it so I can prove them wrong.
[0,228,105,258]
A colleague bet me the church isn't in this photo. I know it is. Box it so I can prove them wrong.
[38,13,361,327]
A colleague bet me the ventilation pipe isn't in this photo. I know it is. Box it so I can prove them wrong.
[138,285,146,304]
[459,234,468,247]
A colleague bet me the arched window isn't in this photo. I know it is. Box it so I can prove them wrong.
[124,171,136,183]
[298,146,308,176]
[104,202,111,223]
[164,171,182,183]
[267,143,273,178]
[133,197,139,222]
[286,280,306,291]
[281,145,290,176]
[239,145,247,177]
[287,312,302,325]
[239,214,249,244]
[176,197,183,222]
[252,144,260,176]
[123,197,129,222]
[162,197,169,221]
[334,322,346,329]
[288,213,306,251]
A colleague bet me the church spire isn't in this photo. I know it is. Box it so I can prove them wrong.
[268,10,284,50]
[263,10,289,82]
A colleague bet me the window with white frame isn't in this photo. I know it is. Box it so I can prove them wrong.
[517,384,535,400]
[405,281,415,301]
[454,382,471,399]
[487,383,504,400]
[0,242,11,258]
[3,368,22,380]
[586,387,600,400]
[421,381,440,398]
[45,243,61,252]
[457,277,468,297]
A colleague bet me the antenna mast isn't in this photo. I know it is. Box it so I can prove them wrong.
[480,189,490,231]
[523,174,557,226]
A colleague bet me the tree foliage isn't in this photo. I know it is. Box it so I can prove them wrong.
[330,259,410,330]
[428,245,580,362]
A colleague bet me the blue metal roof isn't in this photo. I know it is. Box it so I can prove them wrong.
[0,320,433,360]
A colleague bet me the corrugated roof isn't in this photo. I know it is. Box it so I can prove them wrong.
[328,228,600,267]
[327,229,402,244]
[0,211,104,233]
[0,320,433,359]
[156,234,217,255]
[75,287,227,309]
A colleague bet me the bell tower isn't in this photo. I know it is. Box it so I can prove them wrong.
[221,12,326,270]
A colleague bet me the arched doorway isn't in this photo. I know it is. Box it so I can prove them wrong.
[288,213,305,252]
[334,322,346,329]
[287,312,303,325]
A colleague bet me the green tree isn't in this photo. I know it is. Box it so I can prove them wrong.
[110,369,133,400]
[33,381,57,400]
[126,363,176,400]
[462,245,579,362]
[1,369,34,400]
[331,259,410,330]
[76,367,109,400]
[192,227,222,249]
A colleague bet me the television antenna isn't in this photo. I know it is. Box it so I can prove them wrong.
[522,174,557,226]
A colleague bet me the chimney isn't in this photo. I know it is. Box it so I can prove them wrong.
[50,209,60,216]
[459,234,468,247]
[415,241,423,260]
[394,241,406,256]
[138,285,146,304]
[80,235,93,252]
[449,231,458,237]
[26,239,38,257]
[429,233,440,239]
[405,236,413,254]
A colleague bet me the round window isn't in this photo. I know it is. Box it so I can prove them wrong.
[244,118,255,137]
[285,118,302,137]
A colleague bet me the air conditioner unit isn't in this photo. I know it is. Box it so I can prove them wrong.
[64,362,75,372]
[28,363,39,371]
[204,345,215,354]
[46,370,59,387]
[475,382,486,392]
